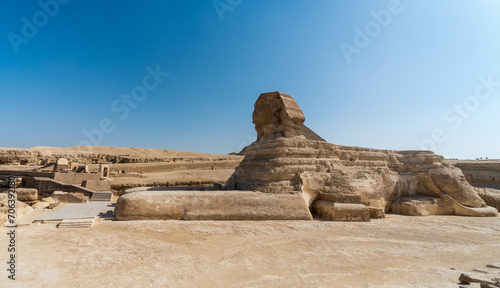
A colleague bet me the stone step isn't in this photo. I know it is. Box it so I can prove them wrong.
[90,192,112,202]
[312,201,370,222]
[58,218,95,228]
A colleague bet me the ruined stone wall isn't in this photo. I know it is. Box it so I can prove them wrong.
[53,172,102,185]
[0,147,242,166]
[100,160,241,174]
[446,160,500,189]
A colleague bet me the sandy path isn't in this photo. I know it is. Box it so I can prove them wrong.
[1,215,500,287]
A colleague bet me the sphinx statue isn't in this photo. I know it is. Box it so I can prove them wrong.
[115,91,497,221]
[225,91,498,218]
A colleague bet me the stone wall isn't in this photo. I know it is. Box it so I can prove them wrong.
[99,160,241,174]
[446,160,500,189]
[53,171,101,185]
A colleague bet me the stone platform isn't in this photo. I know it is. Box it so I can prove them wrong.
[114,189,313,221]
[35,202,112,221]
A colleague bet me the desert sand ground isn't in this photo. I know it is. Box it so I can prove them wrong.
[1,211,500,288]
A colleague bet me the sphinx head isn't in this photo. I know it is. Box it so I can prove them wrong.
[252,92,306,141]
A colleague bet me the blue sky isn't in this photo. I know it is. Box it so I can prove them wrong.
[1,0,499,159]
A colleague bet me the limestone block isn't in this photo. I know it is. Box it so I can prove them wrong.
[226,92,498,218]
[312,201,370,221]
[52,191,88,203]
[32,201,49,209]
[41,196,60,209]
[368,207,385,219]
[390,196,452,216]
[318,193,362,204]
[48,201,60,209]
[478,188,500,211]
[82,179,111,191]
[16,188,39,201]
[115,190,313,221]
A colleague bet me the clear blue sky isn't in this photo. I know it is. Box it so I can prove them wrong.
[1,0,499,159]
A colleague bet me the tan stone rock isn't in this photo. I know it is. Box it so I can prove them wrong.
[459,273,498,286]
[52,191,88,203]
[82,179,111,191]
[41,196,56,203]
[477,188,500,211]
[391,196,452,216]
[312,201,370,221]
[16,188,39,201]
[368,207,385,219]
[224,92,498,218]
[114,92,498,221]
[32,201,50,209]
[48,201,60,209]
[40,196,60,209]
[0,198,33,226]
[115,190,313,221]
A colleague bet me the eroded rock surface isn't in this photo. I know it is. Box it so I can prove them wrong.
[115,91,497,221]
[115,190,312,221]
[225,91,498,218]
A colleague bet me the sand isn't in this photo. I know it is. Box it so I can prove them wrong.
[1,214,499,288]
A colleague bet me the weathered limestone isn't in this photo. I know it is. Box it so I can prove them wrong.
[41,196,60,209]
[224,91,498,218]
[54,158,69,171]
[99,163,110,178]
[0,148,37,165]
[82,179,111,191]
[253,92,306,141]
[459,273,500,286]
[368,207,385,219]
[114,91,498,221]
[446,159,500,190]
[312,201,370,221]
[0,196,33,226]
[52,191,88,203]
[0,146,242,166]
[16,188,39,201]
[477,188,500,211]
[115,190,313,221]
[0,177,22,188]
[32,201,50,209]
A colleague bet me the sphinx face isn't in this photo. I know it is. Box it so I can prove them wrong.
[252,93,280,127]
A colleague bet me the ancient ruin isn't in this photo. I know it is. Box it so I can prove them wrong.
[114,92,499,221]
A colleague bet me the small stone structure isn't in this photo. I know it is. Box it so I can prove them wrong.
[54,158,69,171]
[70,162,80,171]
[99,163,110,178]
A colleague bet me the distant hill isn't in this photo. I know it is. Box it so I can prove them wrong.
[0,146,241,165]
